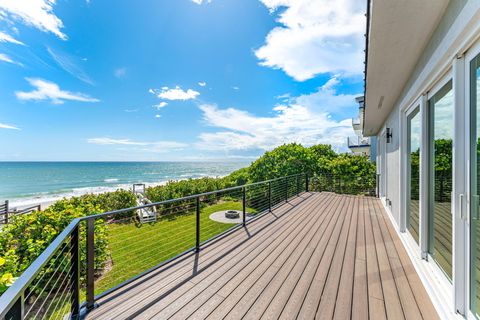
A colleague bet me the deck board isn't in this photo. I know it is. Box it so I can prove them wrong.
[87,192,439,320]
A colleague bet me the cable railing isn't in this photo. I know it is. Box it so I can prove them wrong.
[0,172,375,319]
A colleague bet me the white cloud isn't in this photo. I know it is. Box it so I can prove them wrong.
[47,47,94,85]
[155,114,161,118]
[232,86,240,90]
[0,122,19,130]
[15,78,100,104]
[0,0,67,40]
[88,137,187,153]
[191,0,211,4]
[114,67,126,78]
[149,86,200,101]
[124,108,138,113]
[294,76,357,115]
[0,52,21,66]
[153,101,168,109]
[87,138,147,146]
[196,77,358,151]
[198,81,207,87]
[255,0,365,81]
[0,31,24,45]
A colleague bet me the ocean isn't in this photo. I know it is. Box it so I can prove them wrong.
[0,161,249,207]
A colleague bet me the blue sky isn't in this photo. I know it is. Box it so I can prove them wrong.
[0,0,365,161]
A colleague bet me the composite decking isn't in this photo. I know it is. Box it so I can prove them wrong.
[87,192,439,320]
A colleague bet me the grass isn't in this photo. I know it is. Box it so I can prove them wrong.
[94,201,255,295]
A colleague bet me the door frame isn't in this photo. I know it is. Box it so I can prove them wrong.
[465,39,480,320]
[401,98,422,241]
[425,69,455,286]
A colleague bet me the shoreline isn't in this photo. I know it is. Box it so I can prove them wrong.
[7,180,171,211]
[7,174,230,211]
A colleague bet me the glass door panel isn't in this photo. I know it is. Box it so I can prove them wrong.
[407,108,421,244]
[470,52,480,317]
[428,80,453,280]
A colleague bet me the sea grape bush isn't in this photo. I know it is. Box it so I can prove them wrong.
[49,189,137,218]
[145,177,228,203]
[310,154,376,195]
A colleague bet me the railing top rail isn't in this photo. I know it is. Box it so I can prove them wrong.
[0,173,306,317]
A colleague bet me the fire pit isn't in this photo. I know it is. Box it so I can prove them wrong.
[225,210,240,219]
[210,209,250,224]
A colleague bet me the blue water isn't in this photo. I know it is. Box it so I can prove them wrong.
[0,162,249,205]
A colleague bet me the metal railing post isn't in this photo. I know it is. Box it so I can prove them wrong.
[4,293,24,319]
[296,175,300,196]
[70,225,80,319]
[305,174,309,192]
[196,196,200,251]
[242,187,246,226]
[268,181,272,212]
[86,218,95,310]
[376,174,380,198]
[285,177,288,202]
[5,200,8,224]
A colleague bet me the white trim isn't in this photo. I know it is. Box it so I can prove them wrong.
[420,94,429,259]
[400,107,407,233]
[465,38,480,319]
[425,69,455,307]
[453,54,467,315]
[427,69,453,99]
[401,99,421,237]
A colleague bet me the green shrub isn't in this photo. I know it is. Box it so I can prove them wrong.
[0,202,109,295]
[49,189,137,219]
[249,143,317,182]
[311,154,376,195]
[146,177,227,202]
[222,167,250,187]
[0,189,135,295]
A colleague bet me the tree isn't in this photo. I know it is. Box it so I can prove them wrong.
[248,143,316,182]
[434,139,452,202]
[319,154,376,195]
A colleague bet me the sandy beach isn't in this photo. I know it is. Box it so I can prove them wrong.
[7,180,172,211]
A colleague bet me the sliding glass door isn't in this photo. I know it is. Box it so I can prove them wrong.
[407,107,421,244]
[428,80,454,280]
[470,52,480,318]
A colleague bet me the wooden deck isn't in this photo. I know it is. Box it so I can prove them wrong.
[87,192,439,320]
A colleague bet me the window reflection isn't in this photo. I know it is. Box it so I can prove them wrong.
[429,80,453,280]
[407,108,420,244]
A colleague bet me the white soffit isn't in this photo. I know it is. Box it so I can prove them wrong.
[364,0,449,135]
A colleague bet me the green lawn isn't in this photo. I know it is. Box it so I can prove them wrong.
[94,201,255,295]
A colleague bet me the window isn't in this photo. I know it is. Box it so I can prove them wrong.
[428,80,453,280]
[407,107,421,244]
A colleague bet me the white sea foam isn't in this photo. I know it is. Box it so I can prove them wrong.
[8,174,230,210]
[104,178,119,183]
[9,181,170,209]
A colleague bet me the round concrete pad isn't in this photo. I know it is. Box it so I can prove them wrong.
[209,210,253,224]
